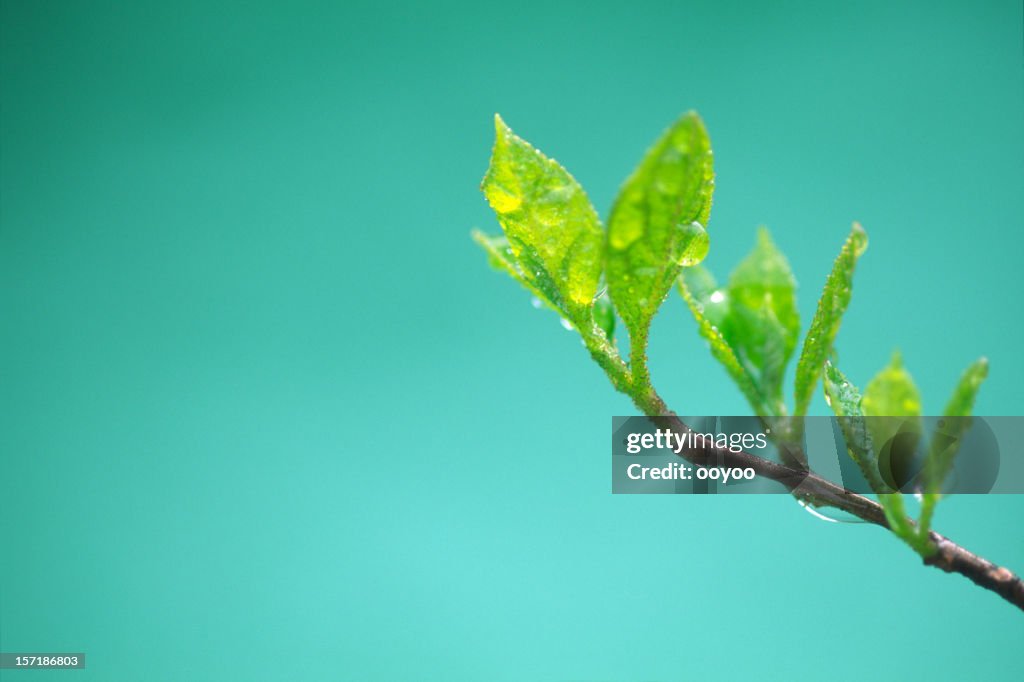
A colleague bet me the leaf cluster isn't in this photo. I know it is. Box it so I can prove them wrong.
[474,112,988,557]
[823,353,987,555]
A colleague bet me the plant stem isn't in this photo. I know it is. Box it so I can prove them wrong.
[628,325,652,393]
[580,324,632,394]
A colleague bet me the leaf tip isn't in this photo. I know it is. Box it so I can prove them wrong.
[967,356,990,385]
[492,114,516,148]
[850,221,869,255]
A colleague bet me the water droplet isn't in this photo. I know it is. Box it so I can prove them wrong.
[797,498,867,524]
[675,221,710,266]
[709,290,725,304]
[797,499,841,523]
[530,297,544,309]
[560,318,574,331]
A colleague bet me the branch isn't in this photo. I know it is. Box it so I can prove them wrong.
[637,402,1024,612]
[579,325,1023,610]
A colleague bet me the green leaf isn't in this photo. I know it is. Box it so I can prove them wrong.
[822,360,891,493]
[843,355,933,555]
[593,293,616,342]
[826,355,931,555]
[676,229,796,415]
[679,265,727,326]
[677,268,767,415]
[941,357,989,419]
[862,351,922,419]
[720,228,799,411]
[920,357,989,530]
[471,230,558,311]
[481,115,605,327]
[606,112,714,352]
[793,223,868,416]
[823,359,862,418]
[862,351,923,492]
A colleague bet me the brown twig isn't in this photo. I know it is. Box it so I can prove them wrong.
[580,326,1024,610]
[640,405,1024,612]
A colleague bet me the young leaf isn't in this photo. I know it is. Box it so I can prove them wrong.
[823,360,892,493]
[679,265,727,326]
[677,230,797,416]
[481,115,605,327]
[793,223,868,416]
[832,356,931,555]
[721,228,799,411]
[677,268,767,415]
[919,357,989,531]
[941,356,989,419]
[862,352,922,492]
[606,112,714,355]
[471,230,559,311]
[822,359,861,418]
[592,293,616,342]
[862,352,922,418]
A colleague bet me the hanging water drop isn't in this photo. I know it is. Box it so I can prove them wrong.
[530,297,544,309]
[797,499,841,523]
[796,498,868,524]
[560,318,574,331]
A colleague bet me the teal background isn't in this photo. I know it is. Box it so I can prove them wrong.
[2,0,1023,679]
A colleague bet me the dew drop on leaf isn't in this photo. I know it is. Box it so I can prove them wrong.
[676,221,710,266]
